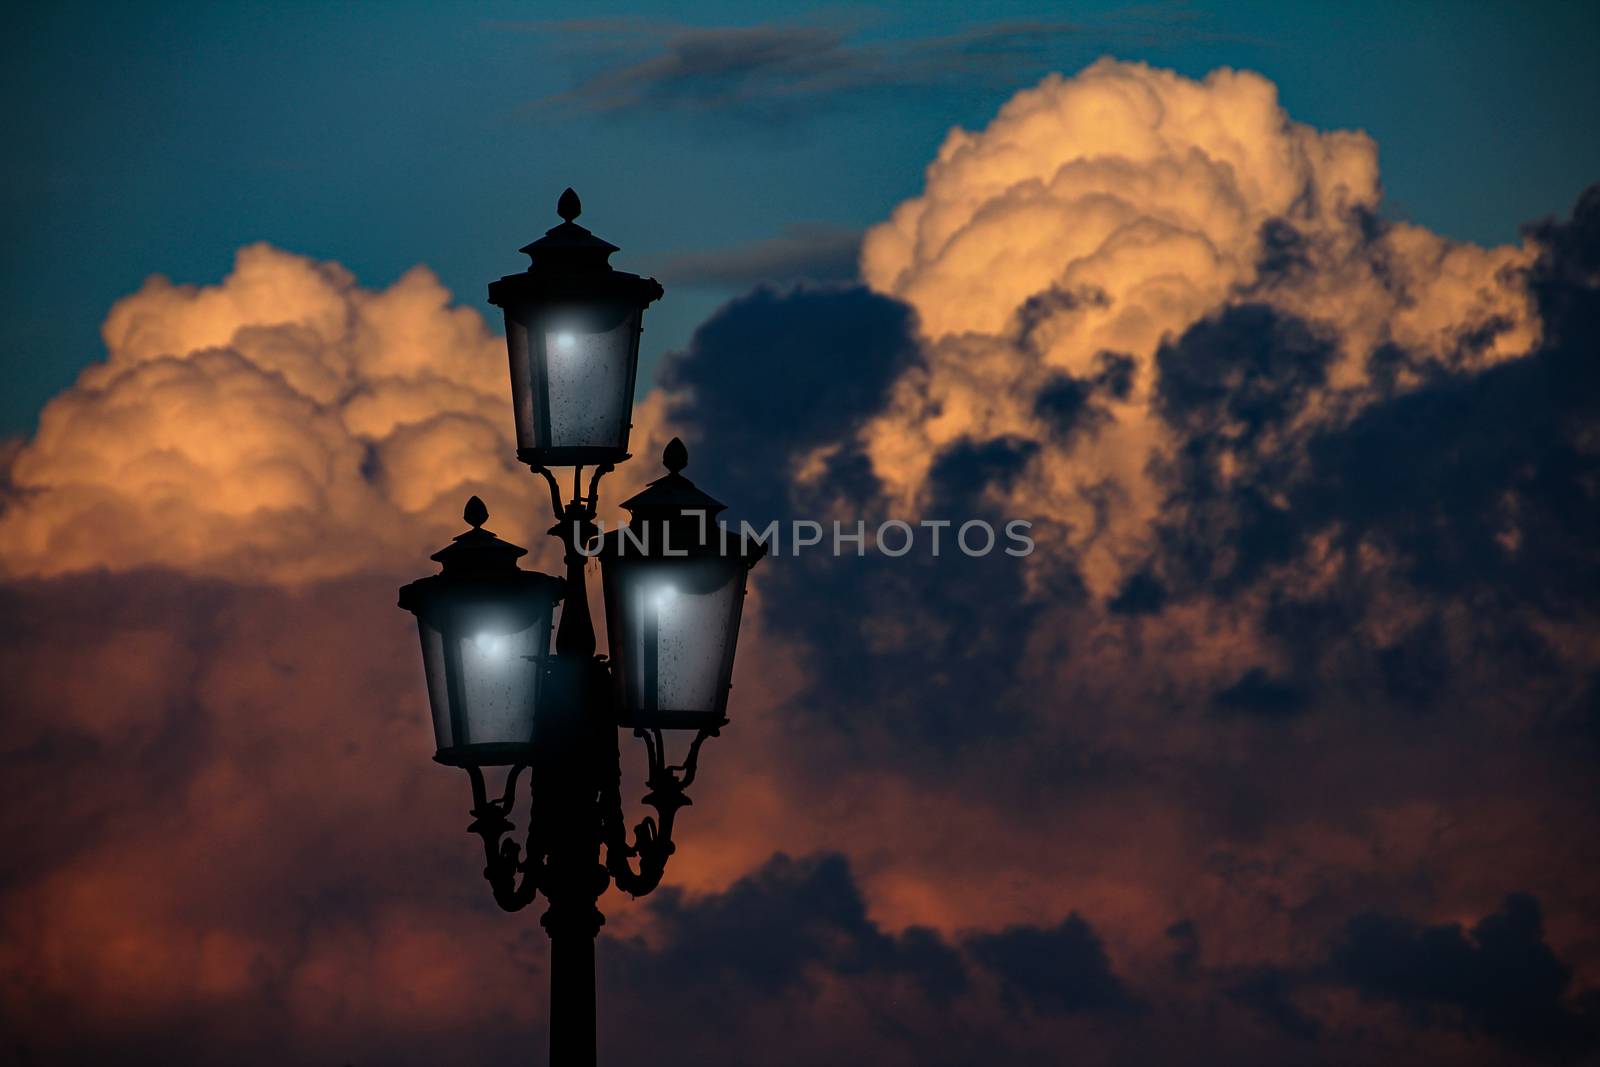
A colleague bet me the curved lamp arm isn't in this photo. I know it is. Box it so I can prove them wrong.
[529,463,618,528]
[465,764,544,912]
[531,465,564,525]
[603,721,724,898]
[584,462,614,513]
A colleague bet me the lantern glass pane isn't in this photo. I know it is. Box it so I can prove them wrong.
[454,619,547,746]
[505,302,641,458]
[419,621,454,751]
[416,605,554,761]
[607,556,745,724]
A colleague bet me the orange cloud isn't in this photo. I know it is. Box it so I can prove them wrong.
[1,245,560,582]
[857,59,1536,600]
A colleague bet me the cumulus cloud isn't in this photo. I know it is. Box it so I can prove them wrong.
[858,58,1537,598]
[0,245,559,582]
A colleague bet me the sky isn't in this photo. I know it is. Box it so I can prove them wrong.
[4,2,1599,435]
[3,4,1600,1066]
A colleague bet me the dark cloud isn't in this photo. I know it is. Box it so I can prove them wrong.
[525,16,1216,121]
[1253,217,1313,283]
[606,852,966,1000]
[1148,186,1600,660]
[1154,304,1337,593]
[652,223,861,289]
[1157,304,1336,448]
[925,436,1039,511]
[1031,371,1095,435]
[1211,667,1308,720]
[1328,894,1599,1060]
[1208,893,1600,1058]
[1031,351,1132,450]
[535,22,860,119]
[1107,568,1168,615]
[1165,918,1199,975]
[662,283,920,521]
[1092,350,1137,400]
[967,913,1133,1016]
[1527,184,1600,340]
[662,287,1062,752]
[1226,968,1322,1041]
[1296,341,1600,605]
[1375,616,1451,711]
[591,852,1160,1065]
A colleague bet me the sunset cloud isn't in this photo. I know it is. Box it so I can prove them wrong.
[858,59,1537,598]
[0,245,559,582]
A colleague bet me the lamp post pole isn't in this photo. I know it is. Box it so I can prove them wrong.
[538,501,608,1067]
[535,692,605,1067]
[398,191,765,1067]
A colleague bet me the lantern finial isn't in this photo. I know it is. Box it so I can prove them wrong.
[464,495,489,529]
[557,187,582,223]
[663,437,688,473]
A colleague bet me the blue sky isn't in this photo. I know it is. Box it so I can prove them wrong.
[4,0,1597,435]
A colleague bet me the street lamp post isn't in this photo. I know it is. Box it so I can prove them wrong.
[397,191,766,1067]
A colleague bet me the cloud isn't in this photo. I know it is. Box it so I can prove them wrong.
[526,17,1216,121]
[660,285,1058,753]
[652,223,862,289]
[1211,666,1307,719]
[0,244,573,583]
[0,570,545,1064]
[1222,894,1600,1059]
[967,913,1134,1015]
[1225,968,1322,1041]
[597,852,1158,1065]
[859,58,1537,599]
[1327,894,1599,1059]
[660,283,922,521]
[607,852,967,999]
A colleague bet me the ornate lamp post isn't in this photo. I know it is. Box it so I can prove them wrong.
[398,191,766,1067]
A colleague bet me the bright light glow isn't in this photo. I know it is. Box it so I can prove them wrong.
[473,632,503,657]
[554,331,576,351]
[652,585,677,611]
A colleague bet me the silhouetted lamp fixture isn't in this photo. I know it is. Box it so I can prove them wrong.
[488,187,664,468]
[599,437,766,729]
[398,190,762,1067]
[397,496,564,766]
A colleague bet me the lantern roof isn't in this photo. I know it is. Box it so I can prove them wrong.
[598,440,767,567]
[487,188,664,310]
[399,497,564,617]
[619,438,726,522]
[430,495,529,576]
[516,187,620,268]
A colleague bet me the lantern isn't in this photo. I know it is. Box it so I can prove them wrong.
[598,438,766,729]
[398,496,564,765]
[488,188,664,468]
